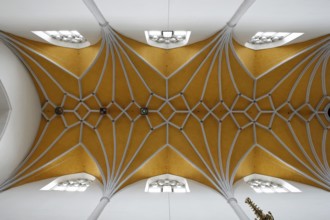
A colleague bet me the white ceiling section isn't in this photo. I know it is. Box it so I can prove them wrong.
[234,0,330,45]
[0,0,329,47]
[0,176,329,219]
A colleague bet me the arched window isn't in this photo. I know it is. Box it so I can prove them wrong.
[32,30,90,49]
[244,174,301,193]
[145,174,190,193]
[245,32,303,50]
[40,173,95,192]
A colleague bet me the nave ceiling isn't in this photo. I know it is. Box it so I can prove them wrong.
[0,28,329,197]
[0,2,329,219]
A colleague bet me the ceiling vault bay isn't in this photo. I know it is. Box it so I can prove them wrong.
[0,15,330,220]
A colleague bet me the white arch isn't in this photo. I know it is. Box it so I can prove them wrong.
[0,42,41,185]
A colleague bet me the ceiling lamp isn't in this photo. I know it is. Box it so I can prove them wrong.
[145,30,191,49]
[32,30,90,49]
[245,32,303,50]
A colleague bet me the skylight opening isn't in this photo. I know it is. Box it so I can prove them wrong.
[145,30,191,49]
[244,174,301,194]
[32,30,90,49]
[145,174,190,193]
[245,32,303,50]
[41,173,95,192]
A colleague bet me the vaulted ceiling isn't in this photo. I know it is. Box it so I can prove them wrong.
[0,24,329,196]
[0,1,329,219]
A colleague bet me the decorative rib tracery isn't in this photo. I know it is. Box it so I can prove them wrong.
[0,0,329,219]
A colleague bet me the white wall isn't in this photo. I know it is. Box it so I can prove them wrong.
[1,0,330,47]
[0,175,330,219]
[0,42,41,185]
[0,178,237,220]
[0,177,102,220]
[100,179,236,220]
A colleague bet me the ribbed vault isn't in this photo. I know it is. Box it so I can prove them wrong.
[0,29,329,192]
[0,1,329,219]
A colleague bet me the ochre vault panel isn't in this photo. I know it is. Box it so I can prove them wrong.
[0,29,329,199]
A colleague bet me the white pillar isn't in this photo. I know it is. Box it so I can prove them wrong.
[88,197,110,220]
[83,0,108,26]
[227,198,250,220]
[227,0,256,27]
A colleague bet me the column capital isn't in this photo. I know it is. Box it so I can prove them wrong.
[100,196,110,202]
[227,197,238,203]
